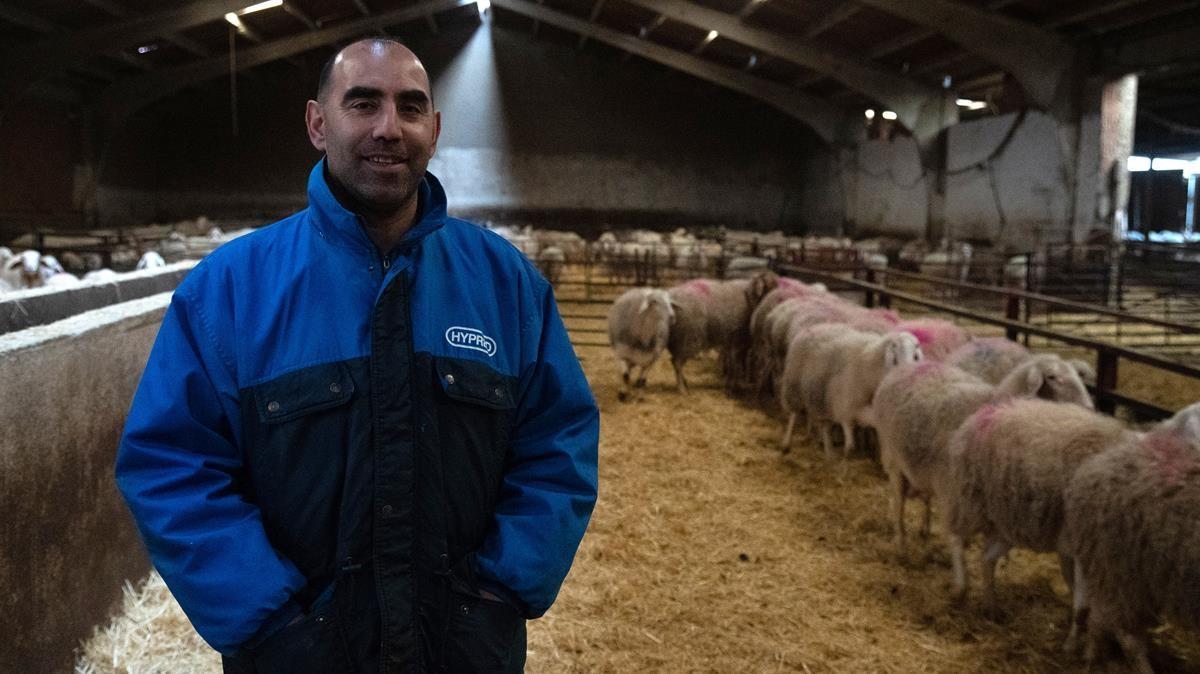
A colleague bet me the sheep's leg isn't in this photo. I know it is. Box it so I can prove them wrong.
[633,365,649,401]
[981,537,1011,614]
[949,534,968,602]
[671,357,689,394]
[840,421,856,459]
[618,361,632,402]
[1062,556,1088,655]
[820,424,834,457]
[891,472,908,553]
[781,413,796,453]
[1113,630,1153,674]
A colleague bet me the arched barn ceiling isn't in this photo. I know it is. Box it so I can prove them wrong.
[0,0,1198,150]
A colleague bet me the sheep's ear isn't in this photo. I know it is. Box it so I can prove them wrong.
[637,295,651,314]
[1171,403,1200,442]
[5,256,21,270]
[1023,364,1045,396]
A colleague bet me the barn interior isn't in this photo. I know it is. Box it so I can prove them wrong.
[2,1,1200,673]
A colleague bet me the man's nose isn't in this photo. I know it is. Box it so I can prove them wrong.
[372,103,403,141]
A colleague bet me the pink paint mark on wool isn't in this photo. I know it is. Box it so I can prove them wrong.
[778,277,803,290]
[685,279,712,297]
[906,327,934,345]
[1143,431,1198,488]
[971,403,1004,441]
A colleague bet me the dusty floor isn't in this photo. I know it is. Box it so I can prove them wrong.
[77,304,1200,673]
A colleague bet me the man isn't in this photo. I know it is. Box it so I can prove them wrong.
[115,39,599,674]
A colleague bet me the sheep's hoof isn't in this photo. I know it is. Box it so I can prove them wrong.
[617,390,629,402]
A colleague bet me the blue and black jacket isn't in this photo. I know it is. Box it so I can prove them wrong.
[115,161,600,673]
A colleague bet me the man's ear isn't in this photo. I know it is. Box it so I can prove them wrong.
[306,99,326,152]
[429,109,442,159]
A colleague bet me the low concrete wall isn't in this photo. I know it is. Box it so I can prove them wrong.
[0,261,194,335]
[0,293,170,673]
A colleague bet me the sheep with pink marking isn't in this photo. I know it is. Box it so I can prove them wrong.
[666,271,778,393]
[607,287,675,402]
[1061,402,1200,673]
[872,355,1093,555]
[893,318,971,361]
[744,278,828,394]
[941,397,1127,644]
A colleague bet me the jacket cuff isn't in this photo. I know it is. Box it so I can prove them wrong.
[238,597,304,653]
[471,559,532,618]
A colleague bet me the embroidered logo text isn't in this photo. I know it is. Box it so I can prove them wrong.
[445,326,497,357]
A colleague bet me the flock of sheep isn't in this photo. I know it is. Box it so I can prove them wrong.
[0,246,167,293]
[605,272,1199,674]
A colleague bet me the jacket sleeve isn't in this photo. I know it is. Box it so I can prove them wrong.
[115,286,307,654]
[473,278,600,618]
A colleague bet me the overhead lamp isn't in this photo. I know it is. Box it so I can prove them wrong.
[136,44,158,54]
[1127,156,1150,172]
[241,0,283,13]
[225,0,283,28]
[956,98,987,111]
[706,29,719,41]
[881,110,898,121]
[864,109,876,120]
[477,0,490,13]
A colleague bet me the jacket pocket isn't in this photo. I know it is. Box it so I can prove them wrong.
[248,609,352,674]
[241,360,362,580]
[431,357,519,556]
[440,586,526,674]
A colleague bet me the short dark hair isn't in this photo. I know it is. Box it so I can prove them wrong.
[316,37,409,101]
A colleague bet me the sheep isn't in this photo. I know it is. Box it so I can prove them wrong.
[892,318,971,361]
[536,246,565,285]
[782,329,922,456]
[745,280,828,394]
[5,250,51,288]
[666,271,778,394]
[136,250,167,270]
[1061,402,1200,673]
[43,272,81,288]
[873,355,1093,555]
[941,396,1123,624]
[607,288,675,402]
[83,268,121,283]
[759,293,857,399]
[945,338,1033,384]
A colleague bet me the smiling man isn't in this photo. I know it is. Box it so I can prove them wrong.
[115,39,599,674]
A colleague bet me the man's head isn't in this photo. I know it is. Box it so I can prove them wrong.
[306,39,441,220]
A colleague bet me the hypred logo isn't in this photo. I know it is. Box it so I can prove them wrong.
[445,326,497,357]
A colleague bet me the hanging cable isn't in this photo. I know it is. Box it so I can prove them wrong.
[229,24,239,136]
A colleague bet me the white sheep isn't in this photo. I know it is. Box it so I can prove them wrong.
[778,325,918,456]
[82,268,121,283]
[136,251,167,270]
[1062,402,1200,672]
[941,396,1122,625]
[873,355,1093,555]
[43,272,81,288]
[607,288,675,402]
[947,338,1098,390]
[5,250,51,289]
[536,246,565,285]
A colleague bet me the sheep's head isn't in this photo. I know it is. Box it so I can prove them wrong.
[638,289,676,325]
[1016,355,1093,409]
[1157,401,1200,444]
[748,271,780,305]
[884,332,923,369]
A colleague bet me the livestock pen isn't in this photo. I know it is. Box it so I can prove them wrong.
[77,245,1200,673]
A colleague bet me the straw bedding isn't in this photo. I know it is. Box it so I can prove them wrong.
[76,339,1200,673]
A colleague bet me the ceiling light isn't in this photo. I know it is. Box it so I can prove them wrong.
[706,29,719,41]
[241,0,283,13]
[224,12,243,28]
[864,109,876,120]
[477,0,490,13]
[956,98,987,111]
[881,110,898,121]
[136,44,158,54]
[1127,156,1150,172]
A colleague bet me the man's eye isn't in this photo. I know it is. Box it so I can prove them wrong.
[350,101,375,110]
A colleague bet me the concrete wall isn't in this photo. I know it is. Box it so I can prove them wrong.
[94,22,817,231]
[801,110,1082,248]
[0,262,194,335]
[0,294,168,674]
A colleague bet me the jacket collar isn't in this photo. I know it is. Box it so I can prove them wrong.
[306,157,448,257]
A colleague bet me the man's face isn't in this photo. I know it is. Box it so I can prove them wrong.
[306,42,441,218]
